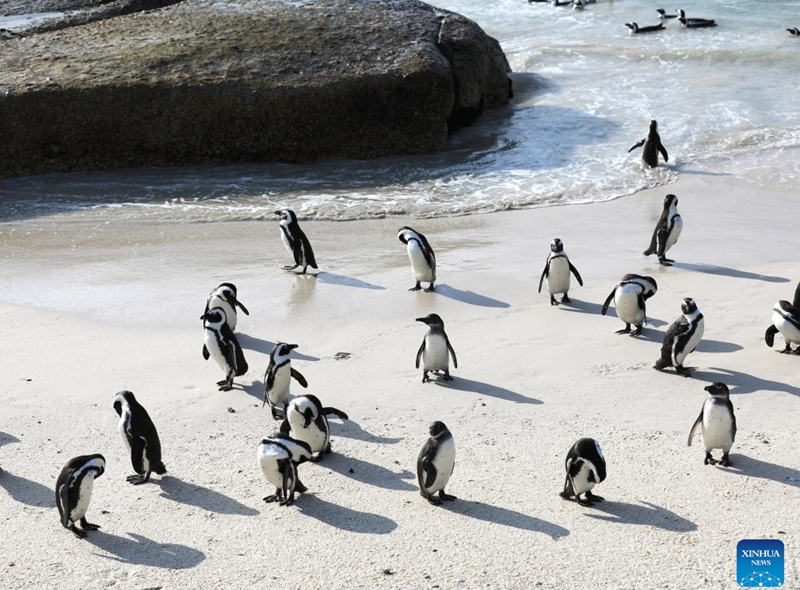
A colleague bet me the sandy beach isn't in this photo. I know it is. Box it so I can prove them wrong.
[1,173,799,589]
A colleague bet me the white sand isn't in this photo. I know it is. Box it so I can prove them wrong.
[1,174,799,589]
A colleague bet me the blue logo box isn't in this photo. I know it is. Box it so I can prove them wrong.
[738,539,784,587]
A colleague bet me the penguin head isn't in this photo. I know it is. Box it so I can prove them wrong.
[272,342,299,360]
[218,282,238,296]
[680,297,698,315]
[274,209,296,223]
[704,382,730,398]
[550,238,564,253]
[625,22,637,32]
[290,395,321,428]
[429,421,450,439]
[656,8,666,18]
[201,306,227,326]
[642,276,658,298]
[649,119,658,133]
[676,8,686,20]
[87,454,106,477]
[416,313,445,328]
[397,226,418,245]
[112,390,135,416]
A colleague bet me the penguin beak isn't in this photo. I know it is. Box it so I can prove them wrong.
[415,317,428,324]
[200,313,207,320]
[113,401,121,416]
[303,409,314,429]
[274,210,282,216]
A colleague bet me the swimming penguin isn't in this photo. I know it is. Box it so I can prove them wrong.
[55,454,105,538]
[201,306,248,391]
[397,227,437,292]
[677,9,717,28]
[656,8,678,19]
[258,433,313,506]
[113,390,167,485]
[538,238,583,306]
[263,343,308,419]
[628,120,669,168]
[765,282,800,354]
[204,283,249,331]
[559,438,606,505]
[602,274,658,335]
[415,314,458,383]
[688,382,736,466]
[626,22,664,34]
[280,394,348,461]
[654,297,704,376]
[417,421,457,506]
[788,27,800,37]
[275,209,318,274]
[643,193,683,266]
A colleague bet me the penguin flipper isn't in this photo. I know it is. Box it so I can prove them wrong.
[765,325,778,347]
[291,368,308,388]
[202,345,210,360]
[628,138,645,153]
[323,407,348,420]
[601,289,616,316]
[299,230,318,269]
[727,398,737,442]
[568,261,583,286]
[131,437,146,474]
[420,454,437,489]
[291,233,304,267]
[237,301,250,315]
[655,225,670,257]
[538,260,550,293]
[687,410,703,446]
[416,338,425,369]
[446,338,458,369]
[659,142,669,163]
[57,484,70,527]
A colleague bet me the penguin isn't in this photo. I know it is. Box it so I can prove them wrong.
[113,390,167,485]
[263,342,308,420]
[643,193,683,266]
[415,314,458,383]
[626,22,665,34]
[417,421,456,506]
[656,8,678,19]
[204,283,249,332]
[397,226,437,292]
[279,394,348,461]
[601,274,658,335]
[788,28,800,37]
[764,282,800,354]
[677,9,717,28]
[688,382,736,466]
[258,433,313,506]
[654,297,704,377]
[538,238,583,306]
[559,438,606,505]
[55,454,105,538]
[628,120,669,168]
[201,306,248,391]
[572,0,595,9]
[275,209,318,274]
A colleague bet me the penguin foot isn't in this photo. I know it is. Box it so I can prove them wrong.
[585,491,604,503]
[559,491,572,501]
[704,453,717,465]
[279,496,295,507]
[422,372,430,383]
[69,524,87,538]
[631,326,643,336]
[780,345,793,354]
[442,373,454,382]
[126,474,149,485]
[615,327,632,335]
[550,296,559,306]
[263,494,281,503]
[658,259,674,267]
[283,265,299,271]
[216,380,228,386]
[270,408,283,420]
[80,518,101,531]
[424,285,436,293]
[218,384,233,392]
[675,365,695,377]
[577,497,593,506]
[720,453,732,467]
[409,282,422,292]
[427,497,443,506]
[438,491,457,502]
[561,295,571,304]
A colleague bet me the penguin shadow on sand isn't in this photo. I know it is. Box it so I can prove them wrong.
[315,272,385,291]
[441,500,569,540]
[329,420,403,445]
[324,453,417,491]
[584,500,697,533]
[0,432,55,507]
[433,284,510,309]
[689,367,800,397]
[295,494,398,534]
[716,454,800,488]
[158,475,259,516]
[672,262,790,284]
[236,334,320,361]
[87,531,205,569]
[434,377,543,405]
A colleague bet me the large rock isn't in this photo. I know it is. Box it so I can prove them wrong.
[0,0,511,177]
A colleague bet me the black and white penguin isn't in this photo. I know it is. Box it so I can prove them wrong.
[113,390,167,485]
[602,274,658,335]
[626,22,665,34]
[538,238,583,306]
[280,394,348,461]
[628,120,669,168]
[677,9,717,28]
[654,297,704,376]
[201,306,248,391]
[258,433,313,506]
[765,282,800,354]
[415,314,458,383]
[688,382,736,466]
[643,193,683,266]
[559,438,606,505]
[397,226,437,292]
[788,27,800,37]
[417,421,456,506]
[55,454,105,538]
[656,8,678,19]
[275,209,318,274]
[263,342,308,419]
[204,282,249,332]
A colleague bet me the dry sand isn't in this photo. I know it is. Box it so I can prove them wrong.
[1,174,799,589]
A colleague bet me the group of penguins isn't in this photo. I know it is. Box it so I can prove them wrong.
[52,203,800,538]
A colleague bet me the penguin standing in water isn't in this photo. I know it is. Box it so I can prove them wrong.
[559,438,606,505]
[113,390,167,485]
[602,274,658,335]
[275,209,318,274]
[538,238,583,306]
[280,394,348,461]
[55,454,105,538]
[417,421,457,505]
[258,433,313,506]
[204,283,249,331]
[415,314,458,383]
[688,382,736,466]
[202,307,248,391]
[643,194,683,266]
[397,227,437,292]
[765,282,800,354]
[263,343,308,419]
[628,120,669,168]
[655,298,704,376]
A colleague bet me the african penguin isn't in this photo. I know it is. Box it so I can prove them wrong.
[415,314,458,383]
[688,382,736,466]
[55,454,105,538]
[204,282,249,332]
[280,394,348,461]
[275,209,318,274]
[113,390,166,485]
[765,282,800,354]
[559,438,606,505]
[656,8,678,19]
[654,297,704,377]
[628,120,669,168]
[788,27,800,37]
[417,421,457,505]
[601,274,658,335]
[201,306,249,391]
[643,194,682,266]
[677,9,717,28]
[258,433,313,506]
[538,238,583,306]
[263,342,308,420]
[398,226,437,292]
[626,22,665,34]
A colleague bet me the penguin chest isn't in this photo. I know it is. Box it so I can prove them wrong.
[260,457,283,489]
[267,365,292,406]
[118,415,132,453]
[615,285,645,325]
[773,309,800,344]
[664,216,682,252]
[423,334,449,371]
[701,401,734,452]
[570,460,596,496]
[427,438,455,494]
[290,418,329,455]
[675,318,704,365]
[546,257,571,294]
[70,477,95,522]
[280,224,294,256]
[407,242,433,283]
[204,330,230,371]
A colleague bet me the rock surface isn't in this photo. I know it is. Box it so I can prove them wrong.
[0,0,511,177]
